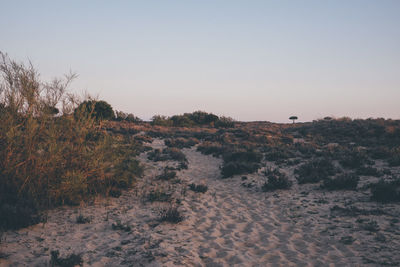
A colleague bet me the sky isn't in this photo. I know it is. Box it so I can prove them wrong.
[0,0,399,122]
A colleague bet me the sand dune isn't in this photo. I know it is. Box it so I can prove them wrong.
[1,138,399,266]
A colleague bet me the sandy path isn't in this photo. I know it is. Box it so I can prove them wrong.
[154,147,360,266]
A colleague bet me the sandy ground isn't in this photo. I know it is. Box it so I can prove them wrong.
[1,139,399,266]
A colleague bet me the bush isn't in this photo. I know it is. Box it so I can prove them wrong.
[356,166,382,177]
[388,154,400,167]
[50,250,83,267]
[76,214,91,224]
[197,142,225,156]
[189,183,208,193]
[370,180,400,203]
[165,138,199,148]
[114,110,142,123]
[321,173,359,190]
[221,161,260,178]
[339,150,372,169]
[221,150,262,178]
[147,189,172,202]
[147,148,187,162]
[74,100,114,121]
[158,206,184,223]
[295,158,337,184]
[157,169,177,181]
[215,116,235,128]
[261,168,292,191]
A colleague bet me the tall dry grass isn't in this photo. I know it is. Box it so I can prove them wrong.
[0,52,142,230]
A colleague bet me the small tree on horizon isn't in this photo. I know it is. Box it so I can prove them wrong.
[289,116,298,124]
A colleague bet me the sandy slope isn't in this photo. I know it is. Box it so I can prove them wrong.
[1,139,399,266]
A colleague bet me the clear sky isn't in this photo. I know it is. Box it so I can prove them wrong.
[1,0,399,122]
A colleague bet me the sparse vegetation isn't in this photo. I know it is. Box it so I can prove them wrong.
[221,150,262,178]
[295,158,337,184]
[261,168,292,191]
[157,205,184,223]
[157,169,177,181]
[76,214,91,224]
[50,250,83,267]
[370,179,400,203]
[321,173,359,190]
[189,183,208,193]
[111,220,131,232]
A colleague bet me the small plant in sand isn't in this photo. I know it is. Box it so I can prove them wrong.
[157,169,177,181]
[261,168,292,191]
[369,179,400,203]
[188,183,208,193]
[361,220,380,232]
[76,214,91,224]
[321,173,359,190]
[157,205,184,223]
[111,220,131,232]
[50,250,83,267]
[147,188,172,202]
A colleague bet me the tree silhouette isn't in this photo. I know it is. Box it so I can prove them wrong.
[289,116,298,124]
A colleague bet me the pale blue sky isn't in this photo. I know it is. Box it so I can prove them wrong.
[1,0,399,122]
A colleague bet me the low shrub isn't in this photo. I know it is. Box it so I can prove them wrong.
[295,158,337,184]
[261,168,292,191]
[361,220,380,232]
[197,142,226,157]
[147,148,187,162]
[264,147,294,162]
[221,161,261,178]
[165,138,199,148]
[157,169,177,181]
[321,173,359,190]
[50,250,83,267]
[388,154,400,167]
[356,166,382,177]
[189,183,208,193]
[111,220,131,232]
[339,150,373,169]
[158,206,184,223]
[76,214,91,224]
[221,150,262,178]
[370,180,400,203]
[147,189,172,202]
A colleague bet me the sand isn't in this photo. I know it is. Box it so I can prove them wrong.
[1,138,399,266]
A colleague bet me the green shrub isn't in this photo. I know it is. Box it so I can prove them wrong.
[158,205,184,223]
[157,169,177,180]
[295,158,337,184]
[147,189,172,202]
[370,180,400,203]
[221,161,260,178]
[262,168,292,191]
[74,100,115,121]
[165,138,199,148]
[147,148,187,162]
[50,250,83,267]
[221,150,262,178]
[321,173,359,190]
[189,183,208,193]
